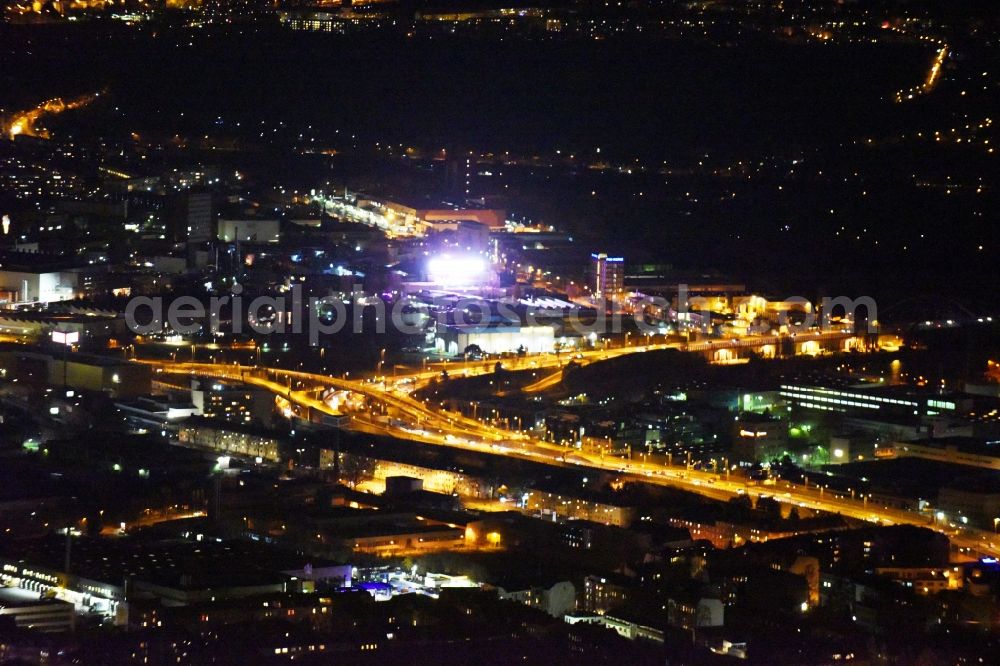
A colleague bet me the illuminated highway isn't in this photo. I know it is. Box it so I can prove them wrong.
[1,93,99,140]
[138,331,1000,560]
[143,330,852,477]
[893,38,949,103]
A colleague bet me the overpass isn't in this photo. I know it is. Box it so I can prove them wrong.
[520,330,862,393]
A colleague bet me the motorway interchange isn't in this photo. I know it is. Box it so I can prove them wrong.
[140,336,1000,562]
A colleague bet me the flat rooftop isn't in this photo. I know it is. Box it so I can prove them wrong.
[0,536,321,591]
[0,585,55,607]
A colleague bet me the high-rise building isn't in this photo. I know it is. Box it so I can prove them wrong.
[443,150,474,198]
[591,253,624,301]
[185,190,214,243]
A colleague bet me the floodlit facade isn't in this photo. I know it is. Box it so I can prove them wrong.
[217,219,280,243]
[0,269,78,304]
[434,323,555,356]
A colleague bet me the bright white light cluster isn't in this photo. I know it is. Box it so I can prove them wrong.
[427,255,486,286]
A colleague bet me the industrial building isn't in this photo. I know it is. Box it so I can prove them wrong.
[0,347,151,398]
[434,322,555,356]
